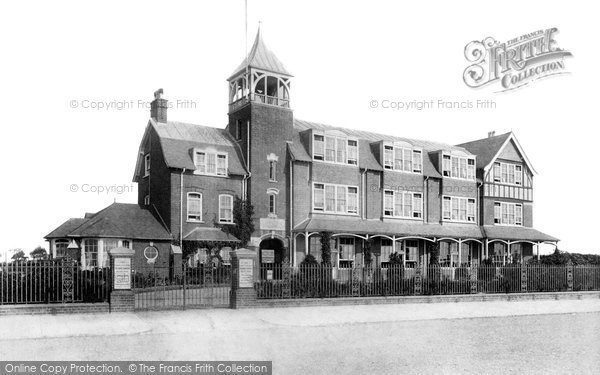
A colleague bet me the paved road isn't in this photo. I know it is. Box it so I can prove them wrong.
[1,300,599,374]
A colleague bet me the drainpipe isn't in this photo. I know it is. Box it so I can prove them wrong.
[361,170,366,220]
[289,158,294,265]
[423,176,430,223]
[180,168,186,247]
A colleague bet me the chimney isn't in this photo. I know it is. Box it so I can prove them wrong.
[150,88,168,123]
[487,131,496,138]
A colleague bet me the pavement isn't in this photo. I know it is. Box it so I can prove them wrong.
[1,299,599,374]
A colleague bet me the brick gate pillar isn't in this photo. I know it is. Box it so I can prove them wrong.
[109,247,135,312]
[230,248,258,309]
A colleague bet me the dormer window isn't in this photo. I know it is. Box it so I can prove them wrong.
[194,150,228,177]
[442,153,475,181]
[312,133,359,166]
[383,144,422,173]
[144,154,150,177]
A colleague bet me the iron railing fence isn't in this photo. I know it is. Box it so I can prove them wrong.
[132,264,231,310]
[255,264,600,299]
[0,260,110,304]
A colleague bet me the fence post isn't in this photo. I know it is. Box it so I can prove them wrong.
[109,247,135,312]
[230,248,258,309]
[352,267,360,297]
[470,265,478,294]
[567,261,573,292]
[282,261,291,299]
[414,265,422,295]
[520,265,528,293]
[182,264,187,310]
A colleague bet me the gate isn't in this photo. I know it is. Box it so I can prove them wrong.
[132,264,231,310]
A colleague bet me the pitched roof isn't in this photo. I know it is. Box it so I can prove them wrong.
[183,227,240,242]
[294,218,484,239]
[457,132,511,169]
[153,120,247,175]
[229,28,292,79]
[45,218,89,239]
[294,119,460,177]
[45,203,172,241]
[482,226,559,242]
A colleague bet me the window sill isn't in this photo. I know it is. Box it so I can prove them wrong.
[312,159,360,168]
[219,221,235,225]
[192,171,229,178]
[383,216,423,221]
[442,220,477,225]
[187,220,204,224]
[311,211,360,217]
[383,168,422,175]
[442,176,476,182]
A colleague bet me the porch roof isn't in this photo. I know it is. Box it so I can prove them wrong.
[183,227,241,243]
[482,225,559,242]
[294,218,484,239]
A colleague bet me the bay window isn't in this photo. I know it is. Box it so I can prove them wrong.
[384,190,422,219]
[313,183,359,215]
[442,196,476,222]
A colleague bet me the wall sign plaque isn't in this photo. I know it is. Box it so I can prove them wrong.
[238,258,254,288]
[113,257,132,290]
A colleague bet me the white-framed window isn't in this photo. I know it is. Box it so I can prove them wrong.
[442,196,476,223]
[442,154,476,181]
[493,161,523,186]
[312,133,358,165]
[269,161,277,181]
[494,201,523,226]
[144,154,150,177]
[404,240,419,262]
[83,239,98,268]
[54,239,69,258]
[312,183,359,215]
[380,239,393,263]
[219,194,234,223]
[194,150,228,177]
[383,145,422,173]
[187,192,202,222]
[338,237,355,267]
[383,190,422,219]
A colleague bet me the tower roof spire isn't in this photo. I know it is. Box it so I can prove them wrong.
[229,28,292,79]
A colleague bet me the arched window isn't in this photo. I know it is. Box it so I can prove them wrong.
[187,193,202,222]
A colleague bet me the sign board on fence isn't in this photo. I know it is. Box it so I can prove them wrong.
[113,257,131,290]
[238,258,254,288]
[261,249,275,264]
[266,270,273,280]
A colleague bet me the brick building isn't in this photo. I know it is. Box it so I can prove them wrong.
[46,30,558,273]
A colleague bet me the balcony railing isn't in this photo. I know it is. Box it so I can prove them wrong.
[229,94,290,111]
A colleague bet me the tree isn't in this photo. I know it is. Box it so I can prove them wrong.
[218,196,255,248]
[30,246,48,260]
[11,249,27,261]
[320,231,333,265]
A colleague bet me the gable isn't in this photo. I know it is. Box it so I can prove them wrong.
[498,139,523,163]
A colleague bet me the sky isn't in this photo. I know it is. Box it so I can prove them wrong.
[1,0,598,258]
